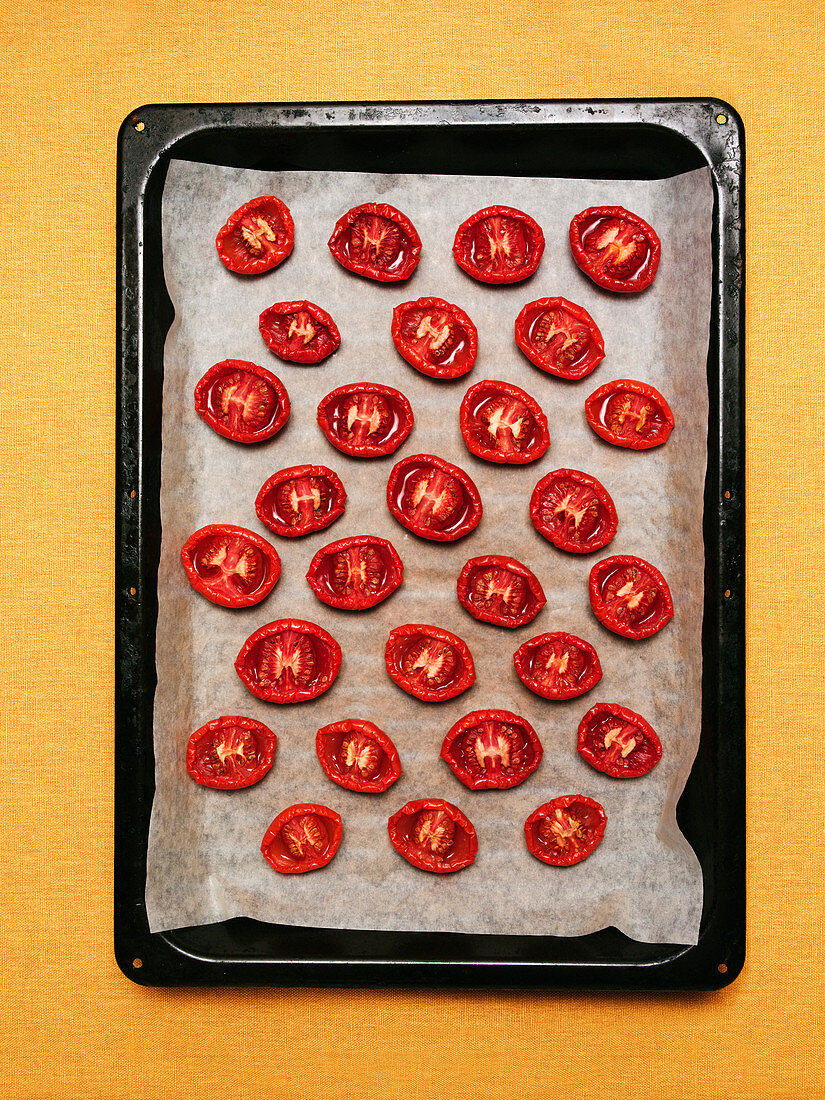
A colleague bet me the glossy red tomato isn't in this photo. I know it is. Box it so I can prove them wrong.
[453,205,544,284]
[385,623,475,702]
[316,382,414,457]
[569,206,661,293]
[235,619,342,703]
[186,716,277,790]
[215,196,294,275]
[180,524,281,608]
[388,798,478,873]
[386,453,482,541]
[514,631,602,701]
[441,709,542,790]
[530,468,618,554]
[525,795,607,866]
[255,465,346,538]
[306,535,403,610]
[459,379,549,464]
[589,555,674,640]
[261,803,342,873]
[391,298,478,379]
[456,554,546,628]
[585,378,674,450]
[328,202,421,282]
[316,719,402,793]
[259,300,341,364]
[194,359,290,443]
[577,702,663,778]
[514,297,605,380]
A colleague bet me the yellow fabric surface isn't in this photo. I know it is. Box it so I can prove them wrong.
[2,0,823,1096]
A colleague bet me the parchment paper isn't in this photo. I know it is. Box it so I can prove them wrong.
[145,160,713,944]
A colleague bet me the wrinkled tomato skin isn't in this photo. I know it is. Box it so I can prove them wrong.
[255,464,346,538]
[525,795,607,866]
[391,297,478,379]
[180,524,281,608]
[589,555,674,640]
[530,468,618,554]
[235,618,342,703]
[186,715,277,790]
[514,297,605,380]
[306,535,403,610]
[441,709,543,791]
[456,554,546,628]
[316,383,414,457]
[194,360,291,443]
[577,703,663,779]
[386,453,482,542]
[385,623,475,702]
[215,196,294,275]
[459,379,550,465]
[328,202,422,282]
[259,300,341,364]
[514,631,602,701]
[388,798,478,873]
[316,719,402,793]
[585,378,674,450]
[453,205,545,284]
[261,803,343,873]
[569,206,661,293]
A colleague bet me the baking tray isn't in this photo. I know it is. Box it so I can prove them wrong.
[115,99,745,990]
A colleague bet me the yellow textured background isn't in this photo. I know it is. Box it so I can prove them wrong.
[2,1,823,1097]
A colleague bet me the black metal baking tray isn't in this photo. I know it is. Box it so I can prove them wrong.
[115,99,745,990]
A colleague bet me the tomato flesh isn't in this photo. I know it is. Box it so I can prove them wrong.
[385,624,475,701]
[589,555,674,639]
[514,631,602,701]
[316,719,402,793]
[317,383,414,457]
[577,703,663,778]
[388,798,478,872]
[181,524,281,608]
[453,206,545,284]
[514,297,605,380]
[387,454,482,541]
[441,709,542,790]
[530,468,617,554]
[585,378,674,450]
[460,379,550,464]
[256,465,346,537]
[391,298,478,378]
[328,203,421,281]
[570,206,661,293]
[259,300,341,364]
[215,196,294,275]
[235,619,342,703]
[194,360,290,443]
[261,803,343,873]
[307,535,403,610]
[456,554,545,628]
[525,795,607,866]
[186,716,277,790]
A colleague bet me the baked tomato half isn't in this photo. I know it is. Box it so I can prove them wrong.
[453,205,544,284]
[316,719,402,793]
[388,798,477,873]
[589,555,674,640]
[441,709,542,790]
[385,623,475,702]
[514,297,605,380]
[456,554,546,628]
[577,702,663,778]
[391,298,478,379]
[215,196,294,275]
[261,803,342,873]
[306,535,403,610]
[530,468,618,554]
[235,619,342,703]
[585,378,674,450]
[328,202,421,282]
[386,453,482,541]
[180,524,281,608]
[514,631,602,701]
[570,206,660,293]
[525,795,607,866]
[459,379,549,465]
[194,360,290,443]
[186,716,277,790]
[316,382,414,457]
[259,300,341,364]
[255,465,346,538]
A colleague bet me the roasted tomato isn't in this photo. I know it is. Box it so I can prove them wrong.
[514,297,605,380]
[569,206,660,293]
[259,300,341,364]
[453,205,544,284]
[456,554,545,628]
[316,382,414,457]
[589,555,674,640]
[585,378,674,450]
[306,535,403,610]
[514,631,602,701]
[316,719,402,793]
[261,803,342,873]
[180,524,281,608]
[459,379,549,464]
[388,798,477,873]
[530,469,618,554]
[577,702,663,778]
[391,298,478,379]
[328,202,421,282]
[386,453,482,541]
[235,619,342,703]
[385,623,475,702]
[194,359,290,443]
[525,795,607,866]
[186,716,277,790]
[441,709,542,790]
[255,465,346,538]
[215,196,294,275]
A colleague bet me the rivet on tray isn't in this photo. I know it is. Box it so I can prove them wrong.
[724,589,731,599]
[130,587,137,596]
[132,957,143,969]
[724,490,731,499]
[134,120,145,132]
[130,489,137,499]
[717,961,728,974]
[716,114,727,125]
